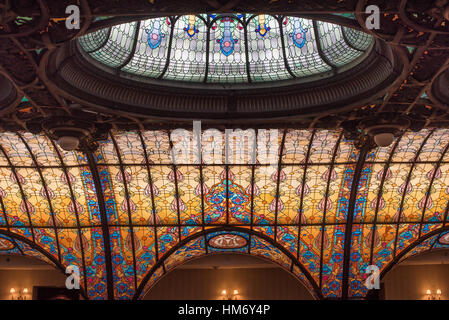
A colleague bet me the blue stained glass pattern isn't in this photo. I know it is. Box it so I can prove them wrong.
[163,15,208,82]
[282,17,332,77]
[86,22,138,68]
[78,14,373,84]
[247,15,291,82]
[1,129,449,300]
[121,18,171,77]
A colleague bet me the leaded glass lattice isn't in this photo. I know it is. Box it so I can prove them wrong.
[121,18,170,77]
[88,22,138,68]
[316,21,364,67]
[77,14,373,85]
[342,26,372,51]
[78,27,111,53]
[163,15,208,82]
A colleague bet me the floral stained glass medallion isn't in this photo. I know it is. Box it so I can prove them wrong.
[208,233,248,249]
[1,129,447,300]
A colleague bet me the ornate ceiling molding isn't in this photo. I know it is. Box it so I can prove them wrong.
[43,37,403,121]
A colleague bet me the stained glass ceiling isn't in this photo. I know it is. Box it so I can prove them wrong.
[77,14,373,84]
[1,128,449,300]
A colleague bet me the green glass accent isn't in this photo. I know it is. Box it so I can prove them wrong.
[14,16,33,26]
[332,13,356,20]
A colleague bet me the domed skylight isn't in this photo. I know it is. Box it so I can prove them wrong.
[78,14,373,85]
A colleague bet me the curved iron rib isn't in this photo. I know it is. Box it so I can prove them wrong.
[274,129,287,240]
[83,145,115,300]
[368,133,404,266]
[109,132,138,292]
[132,226,323,300]
[319,132,344,291]
[341,140,371,299]
[391,130,435,260]
[296,129,316,261]
[47,135,89,295]
[278,15,297,79]
[167,130,182,241]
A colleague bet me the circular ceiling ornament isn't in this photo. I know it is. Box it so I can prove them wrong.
[208,233,248,249]
[0,237,15,251]
[438,232,449,245]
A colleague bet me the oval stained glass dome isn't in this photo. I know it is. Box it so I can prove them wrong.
[77,14,373,86]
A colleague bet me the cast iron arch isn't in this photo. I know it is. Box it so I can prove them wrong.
[133,226,323,300]
[379,225,449,284]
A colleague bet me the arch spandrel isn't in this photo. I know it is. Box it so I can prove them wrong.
[0,230,89,299]
[135,228,321,300]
